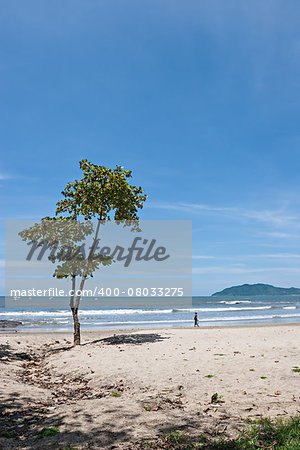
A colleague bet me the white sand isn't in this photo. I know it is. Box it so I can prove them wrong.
[0,324,299,448]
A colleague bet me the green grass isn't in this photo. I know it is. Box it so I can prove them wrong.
[111,391,122,397]
[36,427,60,439]
[214,354,225,356]
[167,432,187,443]
[260,376,267,379]
[233,416,300,449]
[0,430,16,438]
[164,432,208,446]
[134,416,300,449]
[143,406,153,411]
[140,440,154,447]
[205,374,214,378]
[211,393,223,404]
[292,368,300,373]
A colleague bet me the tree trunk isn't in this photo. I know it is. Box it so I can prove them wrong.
[71,307,80,346]
[72,219,102,347]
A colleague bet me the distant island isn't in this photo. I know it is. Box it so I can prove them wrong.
[212,283,300,296]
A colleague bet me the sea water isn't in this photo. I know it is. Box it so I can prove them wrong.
[1,295,300,331]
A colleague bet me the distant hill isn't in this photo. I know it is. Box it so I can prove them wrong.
[212,283,300,296]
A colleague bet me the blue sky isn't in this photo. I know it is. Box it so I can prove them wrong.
[1,1,300,295]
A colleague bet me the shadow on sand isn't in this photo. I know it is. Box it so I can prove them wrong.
[0,390,244,449]
[90,333,169,346]
[0,390,136,449]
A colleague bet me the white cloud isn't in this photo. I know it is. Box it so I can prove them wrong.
[243,209,297,227]
[192,255,216,259]
[151,202,300,229]
[193,253,300,261]
[264,232,294,238]
[152,202,233,214]
[0,173,11,180]
[193,266,300,275]
[256,253,300,259]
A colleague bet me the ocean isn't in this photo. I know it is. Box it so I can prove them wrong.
[1,295,300,331]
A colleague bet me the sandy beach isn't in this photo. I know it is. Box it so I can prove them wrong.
[1,324,299,448]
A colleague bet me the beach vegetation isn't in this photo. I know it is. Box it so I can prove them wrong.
[111,391,122,397]
[234,415,300,449]
[166,432,190,443]
[292,368,300,373]
[36,427,60,439]
[0,430,16,438]
[205,374,214,378]
[140,440,154,447]
[211,393,223,404]
[132,415,300,449]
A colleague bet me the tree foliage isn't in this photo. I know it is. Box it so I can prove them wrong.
[56,159,147,222]
[19,160,148,345]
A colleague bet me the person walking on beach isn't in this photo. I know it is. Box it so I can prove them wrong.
[194,312,199,327]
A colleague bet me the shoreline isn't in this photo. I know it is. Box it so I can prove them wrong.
[1,320,299,335]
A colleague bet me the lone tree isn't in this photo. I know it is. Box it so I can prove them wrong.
[26,160,147,345]
[55,160,147,344]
